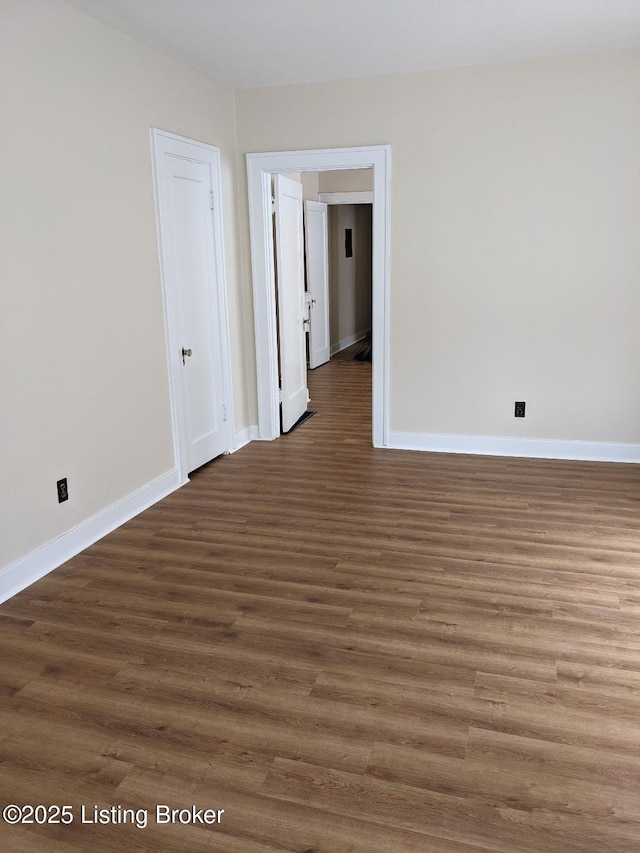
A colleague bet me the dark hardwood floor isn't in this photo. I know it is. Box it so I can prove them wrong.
[2,344,640,851]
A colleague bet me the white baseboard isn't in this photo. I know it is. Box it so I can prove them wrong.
[387,432,640,464]
[233,425,259,452]
[330,330,368,357]
[0,468,184,604]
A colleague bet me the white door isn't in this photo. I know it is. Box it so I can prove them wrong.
[153,131,232,476]
[273,174,308,432]
[304,200,330,369]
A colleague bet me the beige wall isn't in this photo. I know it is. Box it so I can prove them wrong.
[282,171,319,201]
[236,50,640,443]
[329,205,372,351]
[319,169,373,194]
[285,169,372,196]
[4,5,640,577]
[301,172,319,202]
[0,0,249,570]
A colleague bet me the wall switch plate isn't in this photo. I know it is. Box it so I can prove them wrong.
[514,401,526,418]
[345,228,353,258]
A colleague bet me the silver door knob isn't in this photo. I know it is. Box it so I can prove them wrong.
[181,347,192,365]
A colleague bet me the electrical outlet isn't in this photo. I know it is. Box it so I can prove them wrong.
[57,477,68,503]
[514,401,526,418]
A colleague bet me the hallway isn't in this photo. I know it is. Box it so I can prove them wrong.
[2,348,640,852]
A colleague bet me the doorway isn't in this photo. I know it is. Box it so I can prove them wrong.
[273,172,373,433]
[246,145,391,448]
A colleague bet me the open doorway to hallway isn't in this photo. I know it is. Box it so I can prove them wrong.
[275,169,373,435]
[246,144,391,448]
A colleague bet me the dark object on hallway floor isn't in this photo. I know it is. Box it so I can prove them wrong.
[283,409,316,434]
[354,331,371,361]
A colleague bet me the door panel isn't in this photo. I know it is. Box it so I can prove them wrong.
[164,154,227,471]
[273,174,308,433]
[304,200,330,369]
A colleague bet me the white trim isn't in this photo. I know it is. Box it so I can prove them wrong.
[233,424,260,451]
[330,330,368,357]
[387,432,640,464]
[317,192,373,205]
[209,142,237,458]
[0,469,183,604]
[150,129,235,481]
[246,145,391,448]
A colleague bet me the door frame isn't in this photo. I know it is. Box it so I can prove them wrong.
[150,128,235,483]
[246,145,391,447]
[317,191,373,205]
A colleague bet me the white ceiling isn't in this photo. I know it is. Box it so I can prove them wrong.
[64,0,640,89]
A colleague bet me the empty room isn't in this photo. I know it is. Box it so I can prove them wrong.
[2,1,640,851]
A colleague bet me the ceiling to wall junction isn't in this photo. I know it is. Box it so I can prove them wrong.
[63,0,640,88]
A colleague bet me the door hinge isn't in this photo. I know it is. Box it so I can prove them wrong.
[222,403,228,422]
[271,196,276,214]
[278,387,283,403]
[210,190,215,211]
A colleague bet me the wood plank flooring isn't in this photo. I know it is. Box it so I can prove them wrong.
[2,344,640,851]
